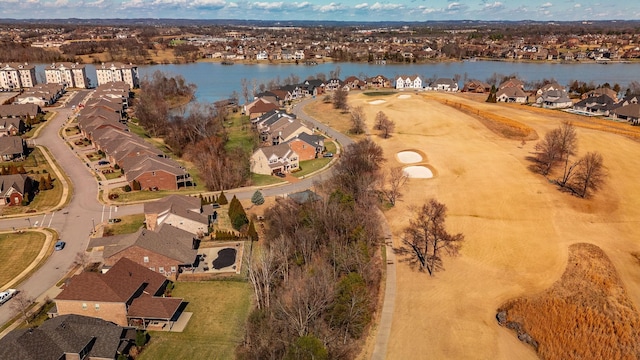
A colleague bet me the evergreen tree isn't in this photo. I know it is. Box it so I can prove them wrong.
[228,195,248,230]
[247,220,258,241]
[251,190,265,205]
[218,191,228,205]
[132,180,141,191]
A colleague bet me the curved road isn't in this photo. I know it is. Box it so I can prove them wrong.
[0,95,394,360]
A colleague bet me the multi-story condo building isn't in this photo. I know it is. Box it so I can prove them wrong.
[45,62,90,88]
[0,63,37,91]
[96,62,140,89]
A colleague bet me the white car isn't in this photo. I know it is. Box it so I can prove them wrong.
[0,289,17,305]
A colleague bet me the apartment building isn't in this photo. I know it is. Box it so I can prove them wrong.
[0,63,37,91]
[44,62,90,88]
[95,62,140,89]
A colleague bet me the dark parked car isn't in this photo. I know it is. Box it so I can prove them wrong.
[275,172,286,178]
[108,218,121,224]
[97,160,110,165]
[323,152,334,158]
[54,241,66,251]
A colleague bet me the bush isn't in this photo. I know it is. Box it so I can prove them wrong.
[218,191,228,205]
[123,185,132,192]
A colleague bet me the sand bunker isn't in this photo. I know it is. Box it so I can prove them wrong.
[403,166,433,178]
[397,151,423,164]
[369,100,387,105]
[398,94,411,99]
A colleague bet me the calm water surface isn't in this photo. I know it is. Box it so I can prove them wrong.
[37,61,640,103]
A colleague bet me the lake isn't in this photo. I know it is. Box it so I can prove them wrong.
[36,61,640,103]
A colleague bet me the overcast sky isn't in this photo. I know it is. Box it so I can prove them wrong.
[0,0,637,22]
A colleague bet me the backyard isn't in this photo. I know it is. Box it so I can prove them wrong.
[138,281,252,360]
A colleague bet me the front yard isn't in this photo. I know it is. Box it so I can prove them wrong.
[101,214,145,236]
[0,147,65,216]
[138,280,252,360]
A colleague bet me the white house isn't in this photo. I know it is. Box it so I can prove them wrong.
[395,75,422,90]
[430,78,459,92]
[251,143,299,175]
[256,51,268,61]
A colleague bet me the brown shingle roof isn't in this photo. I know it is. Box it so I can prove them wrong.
[56,258,167,302]
[127,296,182,319]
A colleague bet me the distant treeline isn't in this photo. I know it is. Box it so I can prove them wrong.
[0,42,73,63]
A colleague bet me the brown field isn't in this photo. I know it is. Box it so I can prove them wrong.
[340,92,640,359]
[498,243,640,360]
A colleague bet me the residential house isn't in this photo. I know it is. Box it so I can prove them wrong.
[302,79,326,95]
[324,78,343,92]
[395,75,422,90]
[0,63,37,91]
[263,117,313,146]
[0,174,35,206]
[88,224,199,276]
[144,194,210,234]
[343,76,365,90]
[498,78,525,90]
[612,104,640,125]
[96,62,140,89]
[288,189,321,205]
[251,143,299,175]
[462,79,491,93]
[286,133,325,161]
[583,87,618,102]
[0,314,136,360]
[245,98,279,119]
[0,104,42,121]
[366,75,391,88]
[536,82,565,96]
[573,94,617,116]
[44,62,90,88]
[123,155,191,191]
[536,89,573,109]
[429,78,459,92]
[54,257,184,330]
[0,135,26,161]
[14,83,65,107]
[496,87,529,103]
[256,51,269,60]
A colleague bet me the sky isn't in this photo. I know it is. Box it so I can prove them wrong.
[0,0,638,22]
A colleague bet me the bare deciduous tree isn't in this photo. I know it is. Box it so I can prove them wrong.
[379,117,395,139]
[349,106,366,135]
[333,87,349,111]
[402,199,464,275]
[373,111,388,130]
[573,152,606,198]
[241,78,250,105]
[246,244,279,310]
[11,291,34,325]
[382,166,408,206]
[535,121,577,176]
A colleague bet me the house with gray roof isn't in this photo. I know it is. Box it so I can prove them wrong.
[573,94,617,116]
[0,314,136,360]
[536,89,573,109]
[0,174,35,206]
[496,86,529,103]
[144,194,210,234]
[429,78,459,92]
[612,103,640,125]
[0,135,26,161]
[88,224,199,276]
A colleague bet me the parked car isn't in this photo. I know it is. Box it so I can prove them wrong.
[275,172,286,178]
[97,160,110,165]
[108,218,122,224]
[323,152,334,158]
[54,241,66,251]
[0,289,17,305]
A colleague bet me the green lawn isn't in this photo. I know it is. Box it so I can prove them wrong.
[0,147,64,215]
[293,158,332,178]
[138,281,252,360]
[0,231,46,288]
[250,173,285,186]
[225,113,257,154]
[102,214,145,236]
[324,140,337,154]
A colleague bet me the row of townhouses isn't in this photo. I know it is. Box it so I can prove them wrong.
[77,82,191,191]
[0,62,139,91]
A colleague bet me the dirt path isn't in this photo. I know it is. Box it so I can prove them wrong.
[347,92,640,359]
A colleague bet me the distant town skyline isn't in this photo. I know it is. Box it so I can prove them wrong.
[0,0,638,22]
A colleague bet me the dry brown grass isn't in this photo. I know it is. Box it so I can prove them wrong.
[425,94,539,141]
[302,99,366,139]
[498,243,640,360]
